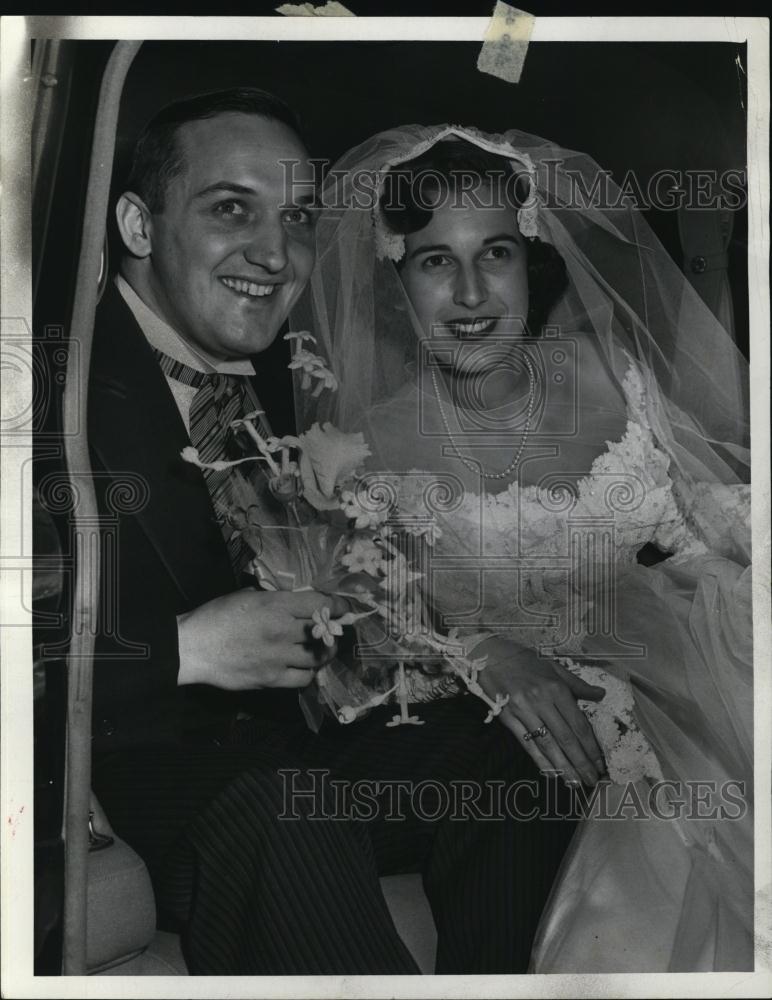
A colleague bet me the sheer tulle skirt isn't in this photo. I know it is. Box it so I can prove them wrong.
[531,555,753,972]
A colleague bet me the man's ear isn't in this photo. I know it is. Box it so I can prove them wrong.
[116,192,153,258]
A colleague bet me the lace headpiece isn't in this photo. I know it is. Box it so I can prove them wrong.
[371,125,540,262]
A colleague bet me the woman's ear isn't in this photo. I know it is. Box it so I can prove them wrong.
[115,192,153,258]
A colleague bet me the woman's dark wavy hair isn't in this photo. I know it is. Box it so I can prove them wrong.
[379,139,568,336]
[127,87,302,214]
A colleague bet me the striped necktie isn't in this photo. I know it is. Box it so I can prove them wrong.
[152,348,264,576]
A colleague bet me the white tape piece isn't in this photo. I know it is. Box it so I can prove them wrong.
[276,2,355,15]
[477,2,534,85]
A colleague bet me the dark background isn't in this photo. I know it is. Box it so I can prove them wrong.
[34,38,750,351]
[117,39,749,349]
[114,40,747,179]
[113,39,749,408]
[33,36,751,457]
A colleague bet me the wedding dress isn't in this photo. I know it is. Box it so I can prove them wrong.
[360,354,752,972]
[290,123,754,971]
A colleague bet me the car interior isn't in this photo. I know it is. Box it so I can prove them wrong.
[30,35,747,976]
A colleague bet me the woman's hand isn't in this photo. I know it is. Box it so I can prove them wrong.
[475,636,606,786]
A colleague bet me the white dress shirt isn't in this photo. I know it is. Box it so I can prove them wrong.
[115,273,257,435]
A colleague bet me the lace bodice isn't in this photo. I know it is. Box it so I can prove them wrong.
[389,361,749,655]
[375,361,748,782]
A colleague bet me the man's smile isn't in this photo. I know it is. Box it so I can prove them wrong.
[219,276,280,299]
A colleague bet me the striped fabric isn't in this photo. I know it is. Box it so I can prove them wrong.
[152,349,217,390]
[93,696,579,975]
[153,348,267,576]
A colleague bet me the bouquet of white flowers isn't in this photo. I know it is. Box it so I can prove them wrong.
[182,333,509,731]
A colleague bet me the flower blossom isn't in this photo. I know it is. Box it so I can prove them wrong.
[341,538,383,577]
[310,605,375,647]
[264,435,301,478]
[296,423,371,511]
[283,330,317,346]
[284,331,337,396]
[289,347,324,376]
[287,347,336,394]
[310,365,338,396]
[339,489,389,530]
[311,606,344,647]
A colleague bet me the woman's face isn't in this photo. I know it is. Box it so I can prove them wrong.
[399,194,529,378]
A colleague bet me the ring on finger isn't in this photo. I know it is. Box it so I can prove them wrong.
[523,724,549,742]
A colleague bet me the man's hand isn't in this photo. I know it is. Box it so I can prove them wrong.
[177,589,350,691]
[475,636,606,786]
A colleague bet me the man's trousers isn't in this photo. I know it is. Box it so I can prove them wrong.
[93,694,578,975]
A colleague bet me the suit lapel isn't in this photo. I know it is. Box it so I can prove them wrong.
[88,285,237,608]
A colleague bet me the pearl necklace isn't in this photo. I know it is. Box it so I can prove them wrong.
[430,353,536,481]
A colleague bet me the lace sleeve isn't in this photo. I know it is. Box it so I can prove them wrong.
[663,480,751,565]
[560,657,665,785]
[619,361,750,565]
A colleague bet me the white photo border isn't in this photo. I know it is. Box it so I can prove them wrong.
[1,13,769,999]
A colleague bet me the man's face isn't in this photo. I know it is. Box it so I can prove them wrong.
[143,112,316,360]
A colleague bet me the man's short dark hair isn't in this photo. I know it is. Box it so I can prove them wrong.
[127,87,303,214]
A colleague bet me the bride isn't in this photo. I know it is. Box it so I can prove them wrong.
[292,124,754,972]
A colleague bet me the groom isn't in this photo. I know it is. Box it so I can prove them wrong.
[89,88,578,974]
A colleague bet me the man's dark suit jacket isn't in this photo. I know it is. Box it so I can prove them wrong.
[88,283,249,752]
